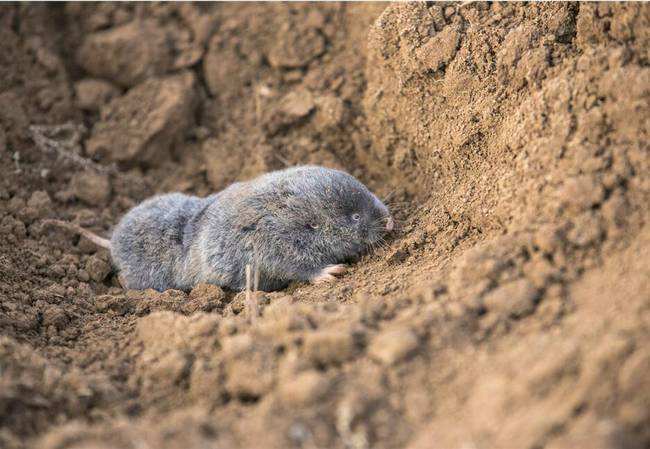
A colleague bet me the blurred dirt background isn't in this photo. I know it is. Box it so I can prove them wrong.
[1,2,649,449]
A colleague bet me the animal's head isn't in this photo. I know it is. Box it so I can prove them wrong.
[263,166,393,261]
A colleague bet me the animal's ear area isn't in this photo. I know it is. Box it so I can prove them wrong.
[240,222,257,232]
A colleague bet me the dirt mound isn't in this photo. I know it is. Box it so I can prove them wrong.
[0,3,648,449]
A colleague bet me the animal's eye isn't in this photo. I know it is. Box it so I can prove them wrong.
[306,223,319,230]
[352,213,361,221]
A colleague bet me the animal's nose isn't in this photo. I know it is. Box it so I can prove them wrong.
[385,216,394,231]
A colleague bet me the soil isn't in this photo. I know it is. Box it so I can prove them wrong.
[1,3,649,449]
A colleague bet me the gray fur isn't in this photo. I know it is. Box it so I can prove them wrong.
[110,166,391,291]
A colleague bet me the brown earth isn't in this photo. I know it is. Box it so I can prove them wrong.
[0,3,649,449]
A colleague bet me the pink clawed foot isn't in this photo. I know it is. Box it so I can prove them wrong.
[117,274,128,289]
[311,264,348,284]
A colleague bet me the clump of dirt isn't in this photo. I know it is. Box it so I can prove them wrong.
[0,3,648,449]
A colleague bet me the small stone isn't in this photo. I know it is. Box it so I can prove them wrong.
[173,45,204,69]
[415,26,461,72]
[27,190,51,212]
[49,264,66,279]
[7,197,25,215]
[47,283,67,299]
[77,269,90,282]
[54,190,75,203]
[17,206,39,224]
[483,279,539,318]
[41,305,68,329]
[76,20,173,87]
[203,38,256,97]
[283,70,304,83]
[74,78,120,112]
[314,95,346,130]
[35,47,61,74]
[263,89,317,135]
[12,312,40,331]
[268,25,325,68]
[280,89,315,118]
[0,216,12,235]
[87,71,195,164]
[71,172,111,205]
[304,10,326,28]
[185,283,227,313]
[444,6,456,19]
[368,327,419,365]
[303,330,355,366]
[78,207,104,225]
[27,190,52,209]
[278,370,330,405]
[112,8,132,26]
[85,254,111,282]
[82,8,111,31]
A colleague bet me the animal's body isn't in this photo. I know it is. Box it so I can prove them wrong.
[48,166,393,291]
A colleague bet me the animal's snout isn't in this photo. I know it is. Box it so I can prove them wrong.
[385,216,394,232]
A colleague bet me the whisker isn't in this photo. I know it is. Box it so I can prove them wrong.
[385,199,405,205]
[381,190,397,203]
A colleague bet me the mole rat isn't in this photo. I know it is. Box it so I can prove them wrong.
[48,166,394,292]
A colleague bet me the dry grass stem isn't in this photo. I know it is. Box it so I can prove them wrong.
[245,263,260,322]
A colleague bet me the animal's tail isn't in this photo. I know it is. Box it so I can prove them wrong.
[43,219,112,249]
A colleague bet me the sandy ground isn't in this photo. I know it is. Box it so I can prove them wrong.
[0,3,648,448]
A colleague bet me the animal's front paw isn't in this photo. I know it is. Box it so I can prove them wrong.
[311,264,347,284]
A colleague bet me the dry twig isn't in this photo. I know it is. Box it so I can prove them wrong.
[29,122,117,174]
